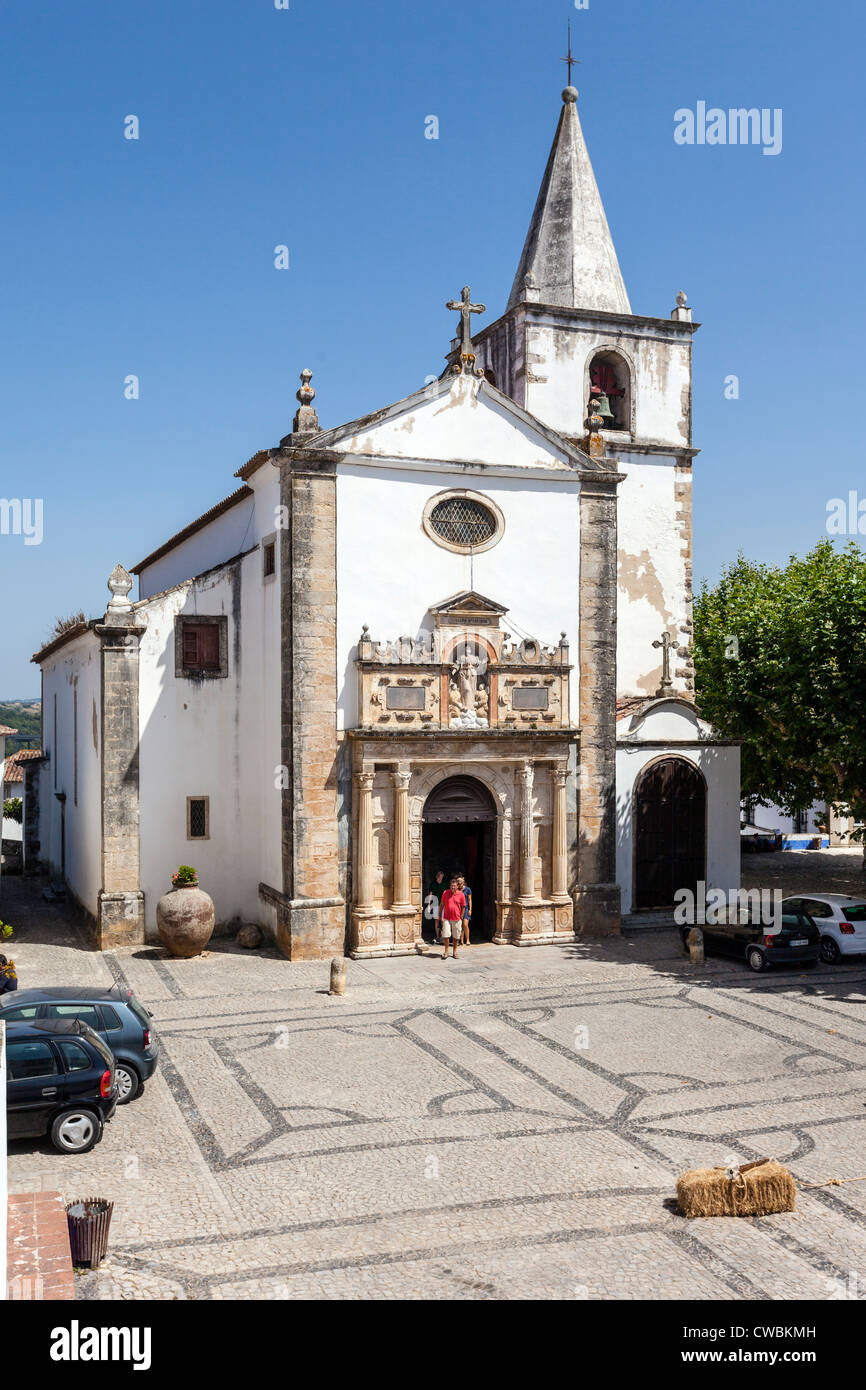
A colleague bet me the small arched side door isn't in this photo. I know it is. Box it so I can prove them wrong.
[634,757,706,910]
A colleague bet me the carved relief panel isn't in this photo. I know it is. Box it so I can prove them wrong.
[356,591,572,732]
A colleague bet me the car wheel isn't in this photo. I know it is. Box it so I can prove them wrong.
[747,947,767,973]
[114,1062,142,1104]
[50,1109,102,1154]
[820,936,841,964]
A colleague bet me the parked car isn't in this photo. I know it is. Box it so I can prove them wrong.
[782,894,866,964]
[4,1017,117,1153]
[0,984,158,1103]
[680,908,820,972]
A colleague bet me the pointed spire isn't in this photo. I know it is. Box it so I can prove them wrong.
[507,87,631,315]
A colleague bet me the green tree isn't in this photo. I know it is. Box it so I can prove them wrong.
[694,540,866,850]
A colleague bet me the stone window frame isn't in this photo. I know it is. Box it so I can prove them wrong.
[421,488,505,557]
[261,532,277,584]
[186,795,210,841]
[174,615,229,680]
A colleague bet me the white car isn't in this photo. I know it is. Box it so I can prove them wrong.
[781,894,866,963]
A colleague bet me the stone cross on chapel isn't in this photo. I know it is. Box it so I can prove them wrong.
[447,285,486,358]
[652,631,676,694]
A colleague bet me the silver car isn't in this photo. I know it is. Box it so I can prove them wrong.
[782,894,866,964]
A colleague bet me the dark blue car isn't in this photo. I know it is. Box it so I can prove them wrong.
[0,984,158,1103]
[4,1017,118,1153]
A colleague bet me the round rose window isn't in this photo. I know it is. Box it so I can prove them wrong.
[423,492,504,554]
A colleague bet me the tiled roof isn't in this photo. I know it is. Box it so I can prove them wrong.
[0,724,18,736]
[131,485,254,575]
[3,749,43,784]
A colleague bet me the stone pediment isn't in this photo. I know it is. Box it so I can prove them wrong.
[428,591,509,628]
[305,371,601,476]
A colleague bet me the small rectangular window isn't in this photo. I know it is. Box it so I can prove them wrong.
[261,532,277,584]
[187,796,209,840]
[175,616,228,679]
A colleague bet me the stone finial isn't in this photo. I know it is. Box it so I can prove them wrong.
[292,368,320,434]
[671,291,693,323]
[562,86,578,104]
[585,394,606,459]
[106,563,133,613]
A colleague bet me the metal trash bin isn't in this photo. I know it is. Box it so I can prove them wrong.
[65,1197,114,1269]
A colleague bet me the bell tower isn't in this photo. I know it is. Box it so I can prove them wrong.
[472,83,700,703]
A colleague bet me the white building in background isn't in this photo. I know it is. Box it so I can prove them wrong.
[29,82,740,956]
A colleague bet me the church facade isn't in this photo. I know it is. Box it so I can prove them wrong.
[29,84,740,958]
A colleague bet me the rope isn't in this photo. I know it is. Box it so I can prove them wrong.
[799,1175,866,1189]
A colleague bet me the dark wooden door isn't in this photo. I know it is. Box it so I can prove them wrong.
[634,758,706,910]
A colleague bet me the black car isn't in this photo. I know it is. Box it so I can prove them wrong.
[4,1017,118,1153]
[680,909,821,972]
[0,984,158,1104]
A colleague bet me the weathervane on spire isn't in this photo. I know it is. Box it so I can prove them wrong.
[561,18,581,89]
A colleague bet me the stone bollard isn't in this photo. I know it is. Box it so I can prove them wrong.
[688,926,705,965]
[329,956,346,996]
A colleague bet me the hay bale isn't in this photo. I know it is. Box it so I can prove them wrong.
[677,1159,796,1218]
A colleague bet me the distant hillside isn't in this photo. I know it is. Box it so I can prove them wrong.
[0,700,41,747]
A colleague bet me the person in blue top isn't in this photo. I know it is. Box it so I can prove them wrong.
[457,875,472,946]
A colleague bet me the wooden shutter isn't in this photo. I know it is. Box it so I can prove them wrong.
[182,625,200,668]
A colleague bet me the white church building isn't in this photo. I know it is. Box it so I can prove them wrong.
[28,83,740,957]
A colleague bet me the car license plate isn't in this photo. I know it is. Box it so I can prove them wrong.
[790,938,808,947]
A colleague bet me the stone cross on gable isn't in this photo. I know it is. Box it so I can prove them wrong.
[652,631,676,693]
[447,285,486,358]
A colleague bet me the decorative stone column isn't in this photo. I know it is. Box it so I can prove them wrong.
[391,769,411,908]
[274,427,346,960]
[94,564,146,949]
[517,760,536,902]
[389,766,418,950]
[355,771,375,910]
[551,763,570,901]
[575,472,624,936]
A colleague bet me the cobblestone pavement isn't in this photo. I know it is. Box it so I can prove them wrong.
[742,848,866,900]
[4,876,866,1301]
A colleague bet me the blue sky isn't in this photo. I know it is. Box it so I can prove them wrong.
[1,0,864,696]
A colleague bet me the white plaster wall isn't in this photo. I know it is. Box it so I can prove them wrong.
[748,800,826,835]
[40,633,102,915]
[616,451,689,697]
[615,714,741,914]
[519,318,692,447]
[339,374,573,471]
[137,543,281,936]
[335,464,581,728]
[137,491,259,600]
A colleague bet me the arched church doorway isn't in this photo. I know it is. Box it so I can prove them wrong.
[634,757,706,910]
[422,776,496,942]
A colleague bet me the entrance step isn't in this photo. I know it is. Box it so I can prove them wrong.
[622,911,678,931]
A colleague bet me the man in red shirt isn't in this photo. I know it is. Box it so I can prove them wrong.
[438,878,466,960]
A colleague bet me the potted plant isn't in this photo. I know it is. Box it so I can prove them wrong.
[156,866,215,958]
[0,920,13,943]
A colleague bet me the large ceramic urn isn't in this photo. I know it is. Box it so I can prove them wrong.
[156,883,215,958]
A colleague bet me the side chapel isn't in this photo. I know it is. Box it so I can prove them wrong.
[30,83,740,957]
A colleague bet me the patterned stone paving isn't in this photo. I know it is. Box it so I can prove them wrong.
[4,877,866,1300]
